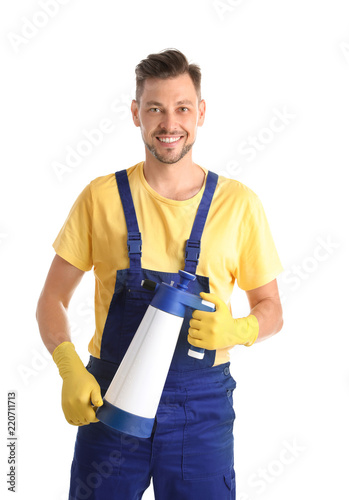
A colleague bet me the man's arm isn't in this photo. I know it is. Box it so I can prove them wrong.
[36,255,102,426]
[245,279,283,343]
[188,279,283,350]
[36,254,85,354]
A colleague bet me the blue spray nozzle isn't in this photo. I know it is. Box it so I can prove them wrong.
[152,271,213,316]
[176,270,196,291]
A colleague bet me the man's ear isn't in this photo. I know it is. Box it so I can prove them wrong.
[131,100,140,127]
[198,99,206,127]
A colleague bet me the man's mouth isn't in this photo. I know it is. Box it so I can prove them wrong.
[156,135,183,145]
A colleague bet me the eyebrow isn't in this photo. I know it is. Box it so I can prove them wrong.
[145,99,195,107]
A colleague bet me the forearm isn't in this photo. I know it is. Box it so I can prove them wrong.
[36,294,71,354]
[250,297,283,343]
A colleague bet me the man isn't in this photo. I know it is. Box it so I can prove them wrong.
[36,49,283,500]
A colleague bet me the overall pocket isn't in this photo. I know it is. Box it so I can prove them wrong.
[182,380,235,480]
[73,421,123,479]
[101,278,154,363]
[219,372,237,423]
[119,287,155,352]
[224,466,236,494]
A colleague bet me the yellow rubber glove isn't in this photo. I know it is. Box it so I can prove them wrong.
[188,292,259,350]
[52,342,103,426]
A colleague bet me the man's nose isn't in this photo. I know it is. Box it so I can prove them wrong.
[159,112,179,132]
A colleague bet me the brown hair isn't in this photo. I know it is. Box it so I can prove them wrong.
[135,48,201,103]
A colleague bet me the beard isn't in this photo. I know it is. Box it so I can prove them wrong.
[143,134,195,164]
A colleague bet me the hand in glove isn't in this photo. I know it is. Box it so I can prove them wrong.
[52,342,103,426]
[188,292,259,350]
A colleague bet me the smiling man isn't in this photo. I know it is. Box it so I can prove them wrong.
[131,70,207,200]
[133,75,203,165]
[36,49,283,500]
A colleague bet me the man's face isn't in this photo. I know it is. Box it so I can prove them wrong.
[131,73,206,165]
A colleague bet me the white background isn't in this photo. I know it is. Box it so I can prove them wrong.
[1,0,348,498]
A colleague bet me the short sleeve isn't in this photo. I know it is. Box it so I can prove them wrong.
[52,184,93,272]
[236,195,283,291]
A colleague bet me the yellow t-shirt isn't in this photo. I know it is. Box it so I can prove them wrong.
[53,162,283,366]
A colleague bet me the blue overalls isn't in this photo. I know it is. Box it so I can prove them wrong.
[68,169,237,500]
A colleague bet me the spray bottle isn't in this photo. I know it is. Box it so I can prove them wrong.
[96,270,215,438]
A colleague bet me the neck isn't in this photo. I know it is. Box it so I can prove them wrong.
[143,153,205,201]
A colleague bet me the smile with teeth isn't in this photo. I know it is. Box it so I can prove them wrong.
[157,136,182,144]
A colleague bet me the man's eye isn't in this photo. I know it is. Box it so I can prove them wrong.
[180,107,189,112]
[150,108,160,112]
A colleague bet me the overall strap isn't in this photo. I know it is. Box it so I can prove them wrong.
[184,171,219,274]
[115,170,142,270]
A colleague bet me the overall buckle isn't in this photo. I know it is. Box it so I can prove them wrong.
[185,239,201,264]
[127,232,142,255]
